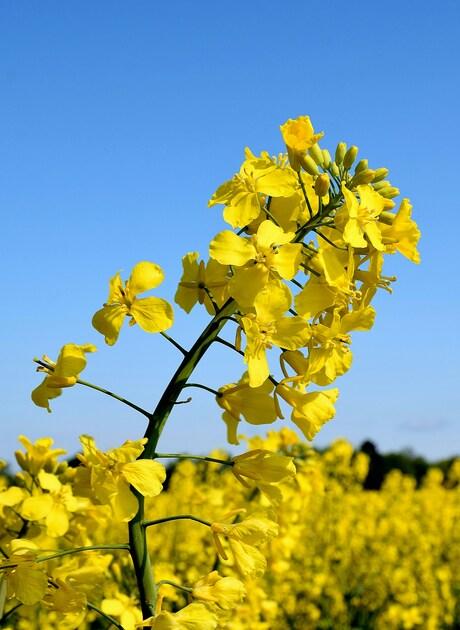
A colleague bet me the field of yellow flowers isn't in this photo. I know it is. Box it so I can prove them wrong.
[1,428,459,630]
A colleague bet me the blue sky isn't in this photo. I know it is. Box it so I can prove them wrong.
[1,1,459,463]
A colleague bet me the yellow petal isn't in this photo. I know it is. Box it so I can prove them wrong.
[291,389,339,440]
[128,261,165,296]
[271,317,311,350]
[271,243,302,279]
[31,379,61,412]
[255,220,294,249]
[21,494,53,521]
[54,343,96,379]
[209,231,256,266]
[92,304,127,345]
[8,566,48,605]
[46,503,69,537]
[254,282,292,322]
[110,478,139,522]
[130,297,174,333]
[223,192,261,228]
[121,460,166,497]
[229,265,269,308]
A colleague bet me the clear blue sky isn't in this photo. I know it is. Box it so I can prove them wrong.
[1,1,459,463]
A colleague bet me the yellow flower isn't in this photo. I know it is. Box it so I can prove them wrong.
[240,283,311,387]
[77,436,166,522]
[31,343,96,412]
[335,184,386,250]
[0,540,48,606]
[102,592,143,630]
[217,372,278,445]
[209,148,296,229]
[20,470,80,537]
[380,198,421,263]
[276,382,339,440]
[211,512,278,578]
[139,603,218,629]
[175,252,229,314]
[232,449,296,486]
[192,571,246,611]
[209,220,302,307]
[280,116,324,171]
[15,435,67,474]
[92,261,174,345]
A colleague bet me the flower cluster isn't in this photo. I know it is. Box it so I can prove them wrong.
[13,115,422,627]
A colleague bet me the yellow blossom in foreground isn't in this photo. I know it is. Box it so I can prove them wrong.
[175,252,229,314]
[217,372,278,444]
[139,603,218,629]
[280,116,324,171]
[20,470,80,537]
[0,540,48,606]
[208,148,296,228]
[240,283,311,387]
[335,184,386,250]
[276,382,339,440]
[380,198,421,263]
[209,220,302,306]
[192,571,245,610]
[15,435,67,475]
[31,343,96,412]
[77,436,166,521]
[92,261,174,345]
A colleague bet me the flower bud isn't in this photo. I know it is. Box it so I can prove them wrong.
[372,167,389,182]
[321,149,332,168]
[330,162,340,177]
[314,173,330,197]
[378,185,400,199]
[343,145,359,169]
[373,179,390,191]
[379,211,396,225]
[308,143,323,165]
[355,159,368,173]
[300,154,319,175]
[350,169,376,186]
[335,142,347,164]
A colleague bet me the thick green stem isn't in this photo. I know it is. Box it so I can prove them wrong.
[128,299,237,619]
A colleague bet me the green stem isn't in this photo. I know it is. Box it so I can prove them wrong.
[128,299,237,619]
[160,331,187,355]
[144,514,212,528]
[298,172,314,218]
[182,382,221,397]
[156,579,193,594]
[37,544,129,563]
[0,604,21,627]
[77,379,152,418]
[153,453,233,466]
[87,602,126,630]
[33,359,150,418]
